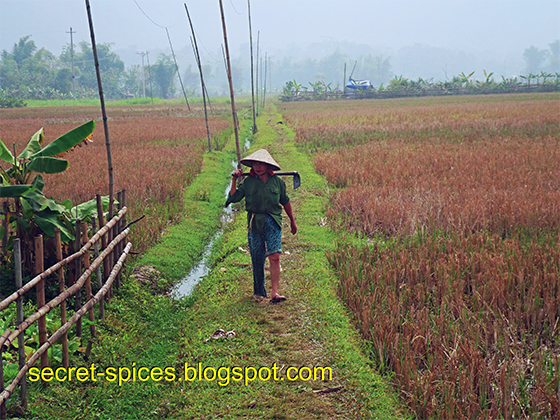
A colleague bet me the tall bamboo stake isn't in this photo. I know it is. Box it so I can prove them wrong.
[255,31,259,117]
[85,0,114,245]
[263,52,267,108]
[184,2,211,151]
[218,0,241,167]
[247,0,257,133]
[190,37,212,151]
[165,27,191,110]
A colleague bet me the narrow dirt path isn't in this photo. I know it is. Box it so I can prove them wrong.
[166,107,404,419]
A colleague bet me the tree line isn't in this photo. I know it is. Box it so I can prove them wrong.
[0,36,178,103]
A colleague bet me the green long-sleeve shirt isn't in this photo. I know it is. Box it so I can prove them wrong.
[225,174,290,233]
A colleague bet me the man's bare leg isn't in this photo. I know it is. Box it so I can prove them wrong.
[268,253,284,300]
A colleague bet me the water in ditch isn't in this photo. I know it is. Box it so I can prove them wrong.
[172,146,250,298]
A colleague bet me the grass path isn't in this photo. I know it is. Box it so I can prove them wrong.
[23,104,406,419]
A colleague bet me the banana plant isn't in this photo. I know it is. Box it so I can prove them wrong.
[483,70,494,85]
[0,120,97,267]
[459,71,475,86]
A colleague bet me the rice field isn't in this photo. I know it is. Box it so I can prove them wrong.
[280,93,560,419]
[1,103,231,253]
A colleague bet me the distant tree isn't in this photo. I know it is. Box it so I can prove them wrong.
[68,41,125,98]
[523,46,548,74]
[547,40,560,73]
[122,64,143,98]
[152,54,176,98]
[182,64,199,92]
[53,68,73,94]
[0,37,57,92]
[5,35,37,67]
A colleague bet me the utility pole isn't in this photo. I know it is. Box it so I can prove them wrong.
[66,27,76,98]
[136,51,147,97]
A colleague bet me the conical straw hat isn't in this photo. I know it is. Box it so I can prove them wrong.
[240,149,281,171]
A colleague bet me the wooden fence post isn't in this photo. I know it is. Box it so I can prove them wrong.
[91,217,104,320]
[115,190,123,291]
[14,239,27,409]
[54,228,69,369]
[96,194,111,300]
[0,329,7,419]
[82,227,96,359]
[34,235,48,371]
[74,221,82,338]
[1,202,7,259]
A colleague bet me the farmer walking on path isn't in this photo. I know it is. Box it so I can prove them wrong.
[226,149,297,303]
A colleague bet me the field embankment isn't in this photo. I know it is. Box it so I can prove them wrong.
[280,92,560,419]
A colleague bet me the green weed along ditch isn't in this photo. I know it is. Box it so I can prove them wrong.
[280,93,560,419]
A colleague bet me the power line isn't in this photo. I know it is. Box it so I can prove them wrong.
[229,0,244,15]
[132,0,180,29]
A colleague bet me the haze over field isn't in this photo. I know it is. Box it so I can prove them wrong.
[1,0,559,93]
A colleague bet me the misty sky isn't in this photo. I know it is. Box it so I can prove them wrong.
[1,0,559,81]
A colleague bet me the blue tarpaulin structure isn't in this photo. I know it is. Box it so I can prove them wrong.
[345,78,373,91]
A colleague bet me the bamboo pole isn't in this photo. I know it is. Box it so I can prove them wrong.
[0,242,132,407]
[54,229,69,369]
[255,31,259,117]
[218,0,241,168]
[0,229,130,351]
[14,239,26,409]
[247,0,257,134]
[166,27,190,110]
[263,52,267,108]
[343,62,346,95]
[184,3,212,151]
[34,235,48,370]
[0,208,127,312]
[85,0,114,249]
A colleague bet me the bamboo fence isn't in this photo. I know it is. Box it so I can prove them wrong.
[0,192,131,418]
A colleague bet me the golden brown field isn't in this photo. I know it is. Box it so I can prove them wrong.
[280,93,560,419]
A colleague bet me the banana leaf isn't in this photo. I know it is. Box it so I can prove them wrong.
[31,120,95,158]
[22,190,66,213]
[31,174,45,192]
[69,195,112,221]
[0,184,35,198]
[18,128,45,159]
[27,156,69,174]
[34,210,74,242]
[0,140,15,164]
